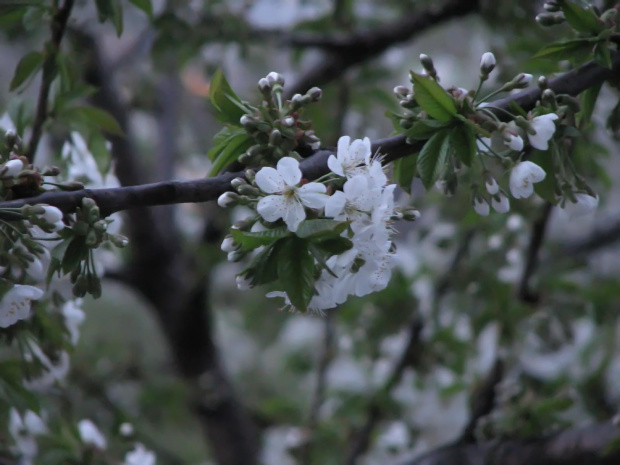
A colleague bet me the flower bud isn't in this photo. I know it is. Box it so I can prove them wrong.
[3,159,23,177]
[217,192,239,208]
[503,73,533,92]
[479,52,496,78]
[484,173,499,195]
[258,78,271,93]
[4,129,17,149]
[237,184,260,196]
[236,275,252,291]
[221,235,240,253]
[269,129,282,146]
[240,114,257,129]
[543,1,560,12]
[538,76,548,90]
[245,169,256,183]
[473,195,489,217]
[227,250,244,262]
[41,205,63,224]
[306,87,322,101]
[58,181,86,191]
[393,86,409,98]
[491,193,510,213]
[401,207,421,221]
[86,229,99,246]
[419,54,436,78]
[231,177,248,191]
[266,71,285,86]
[535,12,565,26]
[282,116,295,127]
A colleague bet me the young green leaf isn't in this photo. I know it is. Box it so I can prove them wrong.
[410,72,457,122]
[593,42,612,69]
[277,237,315,311]
[311,236,353,256]
[61,106,124,136]
[534,38,593,60]
[449,125,476,167]
[209,69,247,125]
[393,153,418,193]
[405,119,451,140]
[230,226,291,250]
[295,219,349,240]
[579,82,602,128]
[560,1,602,35]
[10,51,44,91]
[61,237,88,274]
[417,129,450,189]
[208,131,253,176]
[241,240,283,287]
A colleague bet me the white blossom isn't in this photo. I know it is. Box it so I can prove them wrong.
[509,161,545,199]
[485,177,499,195]
[62,299,85,345]
[559,193,599,218]
[9,409,47,464]
[502,129,524,152]
[0,285,44,328]
[255,157,327,232]
[527,113,559,150]
[124,443,156,465]
[327,136,372,178]
[78,419,107,450]
[40,205,63,223]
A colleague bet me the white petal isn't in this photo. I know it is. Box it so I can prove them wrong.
[327,154,344,176]
[255,167,284,193]
[325,191,346,218]
[283,200,306,232]
[337,136,351,160]
[298,183,327,208]
[276,157,302,186]
[257,195,287,222]
[492,194,510,213]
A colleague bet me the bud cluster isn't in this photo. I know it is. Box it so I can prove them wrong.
[237,72,323,167]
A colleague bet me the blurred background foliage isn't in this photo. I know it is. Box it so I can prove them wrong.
[1,0,620,464]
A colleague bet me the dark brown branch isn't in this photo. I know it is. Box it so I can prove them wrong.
[285,0,479,98]
[25,0,74,162]
[404,420,620,465]
[2,52,619,215]
[516,203,553,305]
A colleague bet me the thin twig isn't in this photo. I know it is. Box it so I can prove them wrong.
[25,0,75,162]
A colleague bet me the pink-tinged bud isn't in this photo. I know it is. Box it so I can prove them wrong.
[3,159,23,177]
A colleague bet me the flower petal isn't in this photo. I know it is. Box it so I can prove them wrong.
[298,183,327,208]
[257,195,287,222]
[255,167,284,193]
[324,191,346,218]
[283,199,306,232]
[276,157,302,186]
[327,154,344,176]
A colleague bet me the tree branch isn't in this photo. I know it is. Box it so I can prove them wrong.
[2,53,619,216]
[25,0,74,162]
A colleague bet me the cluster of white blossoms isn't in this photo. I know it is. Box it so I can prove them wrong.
[220,136,406,313]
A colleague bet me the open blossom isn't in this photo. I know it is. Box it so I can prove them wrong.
[559,193,599,218]
[509,161,545,199]
[327,136,372,178]
[0,285,44,328]
[256,157,327,232]
[527,113,558,150]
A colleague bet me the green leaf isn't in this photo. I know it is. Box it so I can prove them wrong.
[560,1,601,35]
[61,237,88,274]
[277,237,315,311]
[410,72,457,122]
[94,0,123,35]
[240,241,282,287]
[209,69,247,125]
[312,236,353,256]
[61,106,124,136]
[593,42,612,69]
[393,154,417,193]
[417,129,450,189]
[509,101,528,118]
[231,226,290,250]
[534,38,593,60]
[579,82,602,127]
[10,51,44,91]
[405,119,451,140]
[208,130,253,176]
[449,125,476,167]
[530,149,558,204]
[128,0,153,18]
[295,219,349,240]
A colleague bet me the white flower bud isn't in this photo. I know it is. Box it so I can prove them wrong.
[515,73,533,88]
[282,116,295,127]
[266,71,285,85]
[217,192,239,208]
[41,205,63,224]
[258,78,271,92]
[236,275,252,291]
[119,422,134,437]
[491,193,510,213]
[485,176,499,195]
[502,129,524,152]
[221,236,240,253]
[3,159,23,177]
[393,86,409,97]
[473,196,489,216]
[480,52,496,76]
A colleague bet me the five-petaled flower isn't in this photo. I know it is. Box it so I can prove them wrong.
[528,113,559,150]
[509,161,546,199]
[256,157,327,232]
